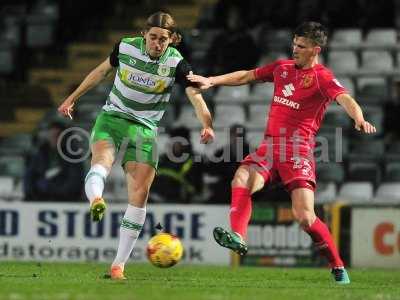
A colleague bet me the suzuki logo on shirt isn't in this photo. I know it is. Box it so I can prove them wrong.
[282,83,295,97]
[273,96,300,110]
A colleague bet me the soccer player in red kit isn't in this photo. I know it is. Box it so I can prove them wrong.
[187,22,376,284]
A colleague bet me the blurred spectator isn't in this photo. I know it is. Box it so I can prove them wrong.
[207,124,250,204]
[324,0,359,28]
[325,0,394,29]
[175,30,192,63]
[384,80,400,143]
[251,0,298,28]
[24,119,84,201]
[151,126,205,203]
[296,0,325,25]
[202,0,395,30]
[357,0,395,29]
[58,0,111,43]
[211,0,252,28]
[205,5,260,76]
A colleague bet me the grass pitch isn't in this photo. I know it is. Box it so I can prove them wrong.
[0,262,399,300]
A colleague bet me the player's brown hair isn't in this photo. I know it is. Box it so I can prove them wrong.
[144,11,182,46]
[294,22,328,47]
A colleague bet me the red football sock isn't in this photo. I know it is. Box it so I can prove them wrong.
[230,187,252,238]
[304,217,344,268]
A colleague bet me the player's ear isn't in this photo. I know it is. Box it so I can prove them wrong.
[313,46,321,56]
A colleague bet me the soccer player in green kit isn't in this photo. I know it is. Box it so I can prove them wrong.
[58,12,214,280]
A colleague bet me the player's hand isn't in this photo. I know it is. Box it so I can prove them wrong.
[355,120,376,134]
[187,71,213,90]
[200,127,215,144]
[58,96,75,120]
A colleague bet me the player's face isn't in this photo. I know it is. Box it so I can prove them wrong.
[292,36,320,68]
[144,27,172,59]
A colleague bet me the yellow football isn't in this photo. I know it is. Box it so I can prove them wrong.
[146,233,184,268]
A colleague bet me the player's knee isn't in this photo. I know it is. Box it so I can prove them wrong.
[231,176,246,188]
[292,209,315,228]
[91,155,113,170]
[231,168,250,188]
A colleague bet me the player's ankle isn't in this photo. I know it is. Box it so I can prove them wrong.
[111,263,124,271]
[234,231,242,238]
[232,231,245,242]
[332,265,344,269]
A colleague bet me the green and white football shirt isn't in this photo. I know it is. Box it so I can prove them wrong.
[104,37,193,130]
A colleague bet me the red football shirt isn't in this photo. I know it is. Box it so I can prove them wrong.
[254,59,347,143]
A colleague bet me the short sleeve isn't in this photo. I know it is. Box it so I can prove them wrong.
[319,72,348,101]
[254,60,281,82]
[175,59,197,88]
[109,42,120,67]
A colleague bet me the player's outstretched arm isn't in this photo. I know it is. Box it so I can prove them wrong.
[336,93,377,134]
[58,58,115,119]
[185,86,215,144]
[187,70,256,89]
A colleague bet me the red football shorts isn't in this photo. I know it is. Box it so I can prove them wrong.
[241,140,316,192]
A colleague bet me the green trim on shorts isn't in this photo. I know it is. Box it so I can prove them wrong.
[90,111,159,169]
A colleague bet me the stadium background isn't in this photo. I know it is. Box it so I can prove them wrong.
[0,0,399,269]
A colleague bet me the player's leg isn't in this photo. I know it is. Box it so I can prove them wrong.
[85,139,115,221]
[111,161,155,279]
[213,164,266,255]
[230,165,265,236]
[85,112,118,221]
[110,120,157,279]
[289,184,350,284]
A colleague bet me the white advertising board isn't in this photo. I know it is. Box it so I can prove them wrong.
[351,207,400,268]
[0,203,230,265]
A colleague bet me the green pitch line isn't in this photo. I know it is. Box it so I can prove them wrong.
[0,262,399,300]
